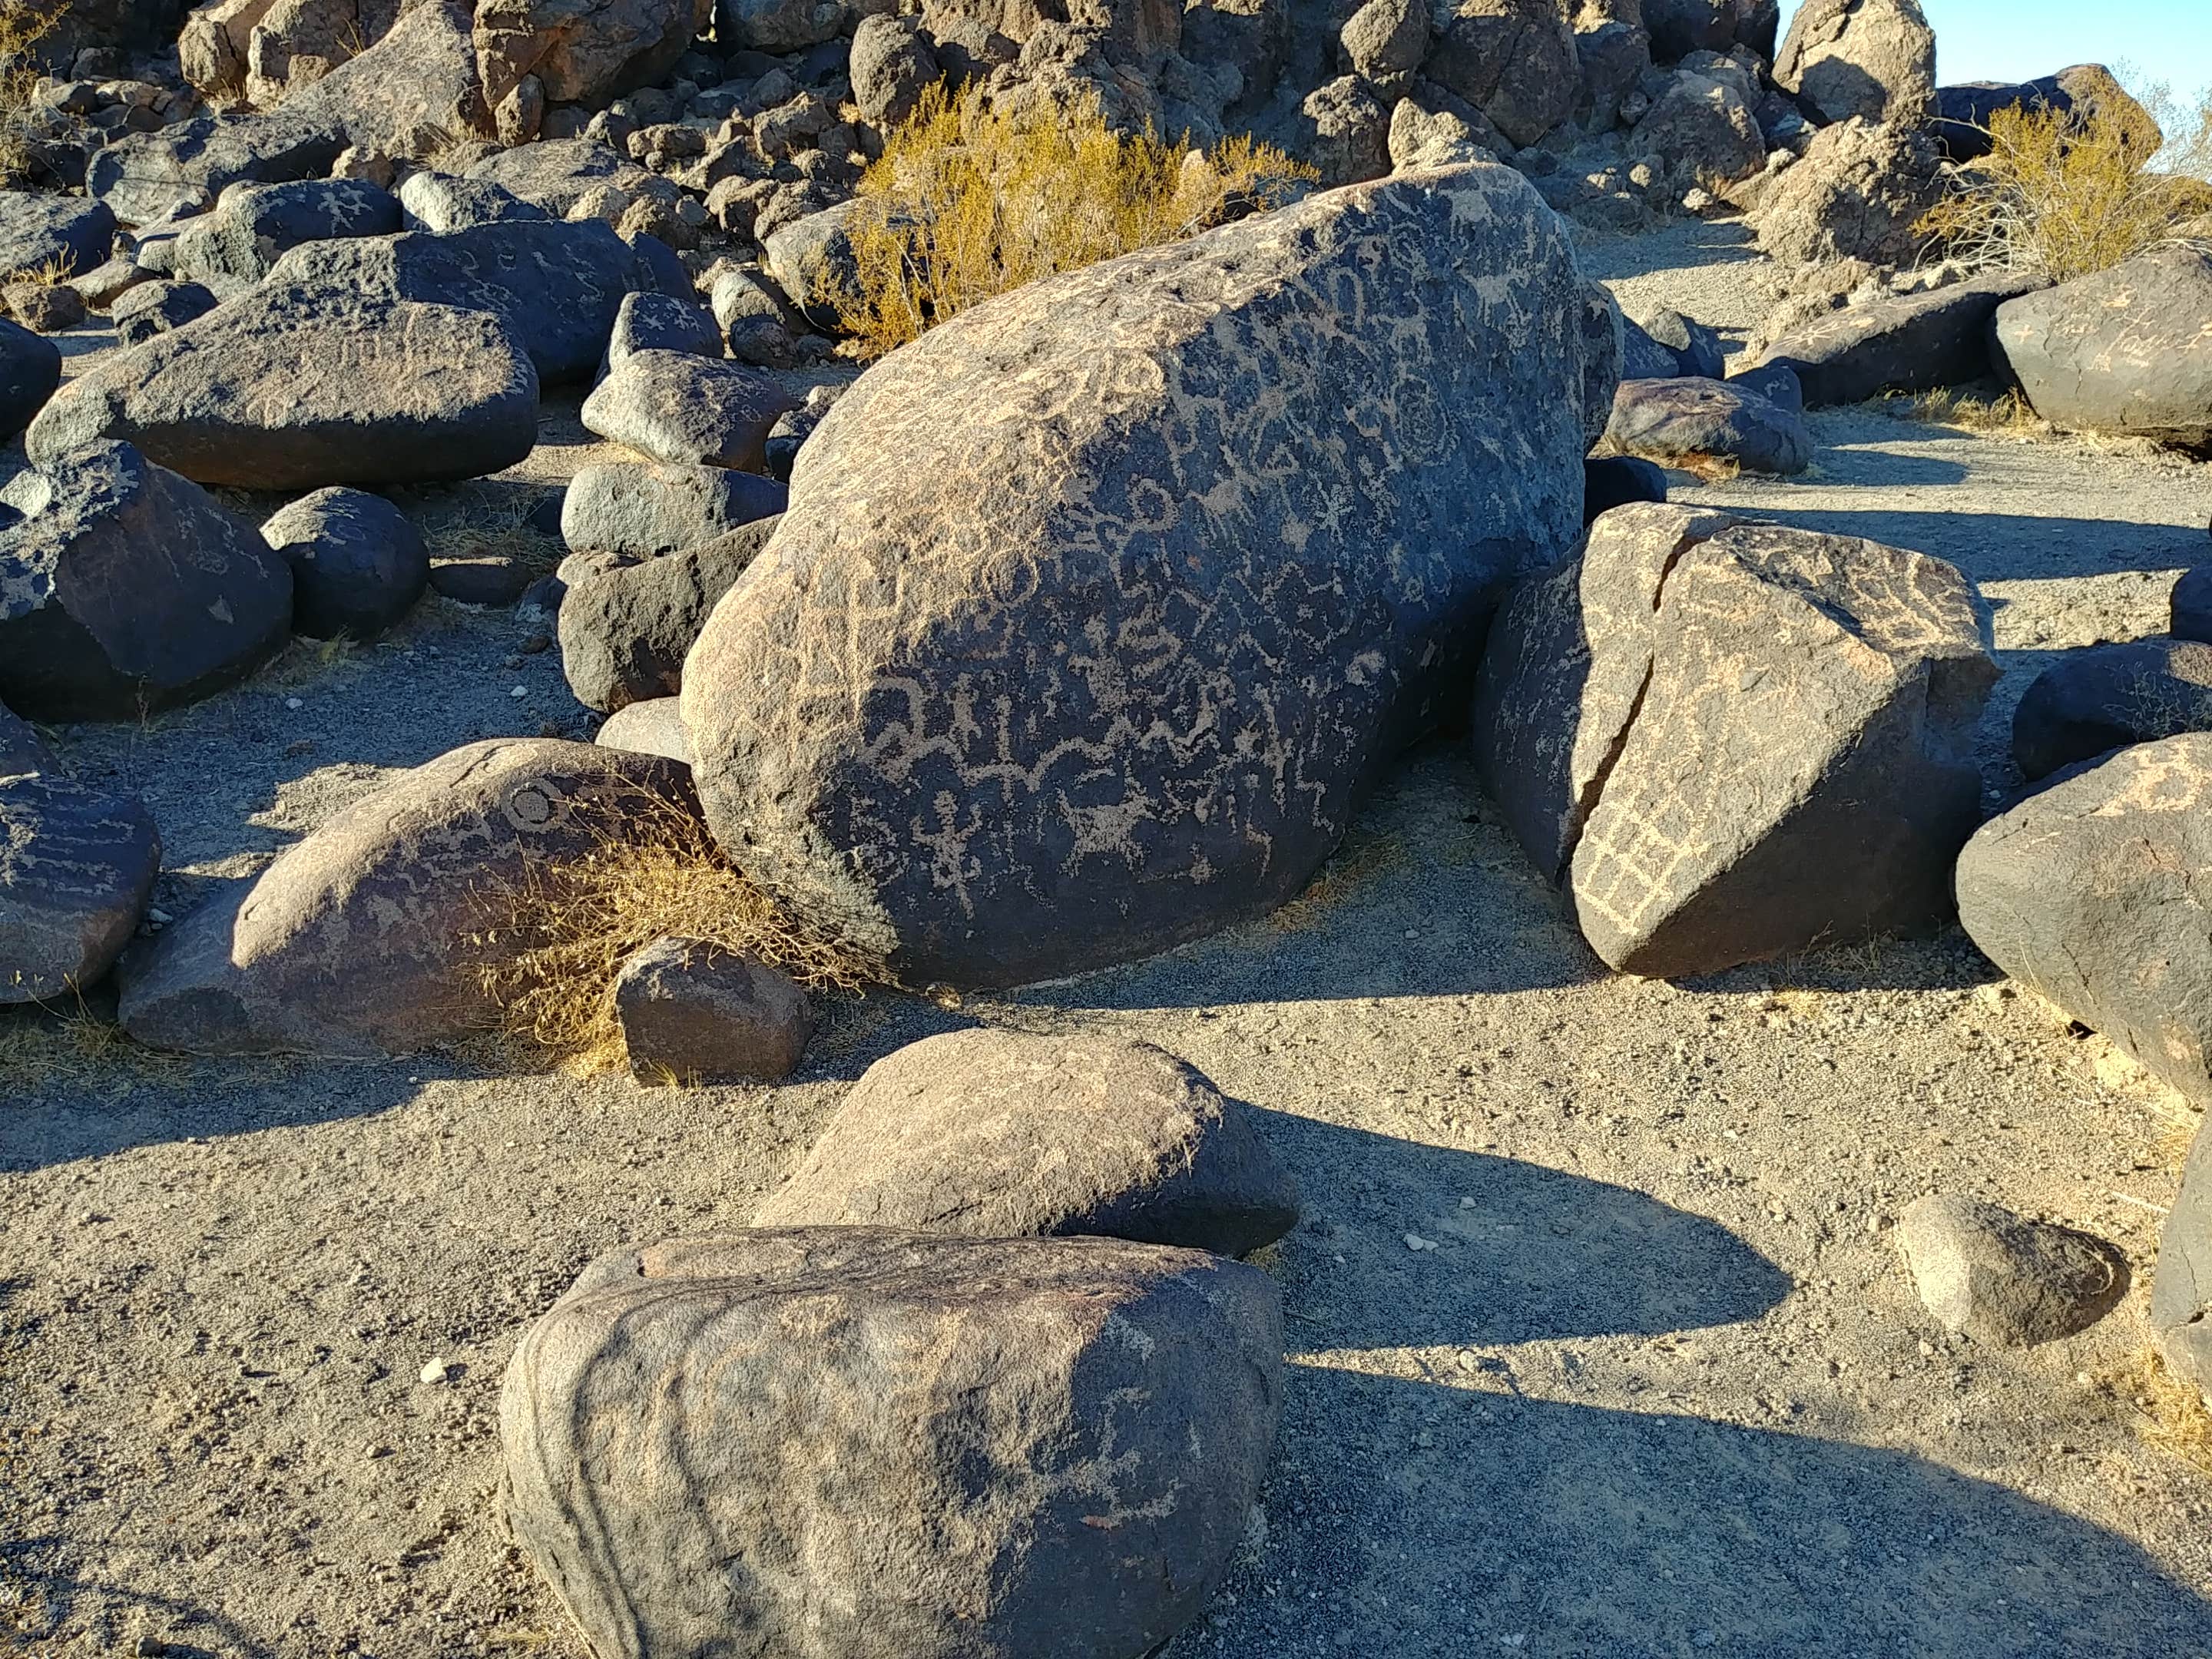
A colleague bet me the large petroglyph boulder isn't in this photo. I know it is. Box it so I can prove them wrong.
[1474,505,1996,978]
[1993,249,2212,449]
[0,442,293,722]
[1957,735,2212,1104]
[756,1030,1300,1256]
[501,1230,1282,1659]
[1,774,161,1005]
[118,738,694,1056]
[682,165,1614,987]
[25,287,539,491]
[167,177,401,285]
[1774,0,1936,126]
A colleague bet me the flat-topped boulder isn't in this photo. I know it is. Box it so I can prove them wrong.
[267,217,676,384]
[26,286,539,491]
[501,1229,1282,1659]
[1600,377,1813,475]
[683,164,1614,986]
[167,177,401,284]
[1752,273,2048,408]
[0,441,292,721]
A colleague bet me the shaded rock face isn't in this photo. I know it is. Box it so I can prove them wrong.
[1600,377,1813,475]
[1898,1195,2128,1348]
[1956,736,2212,1105]
[1994,250,2212,451]
[561,460,786,560]
[0,442,293,722]
[2154,1124,2212,1392]
[259,486,430,641]
[475,0,714,109]
[0,194,118,280]
[611,935,813,1081]
[27,288,541,492]
[558,517,780,712]
[0,319,61,442]
[1474,505,1996,977]
[1623,306,1725,381]
[500,1230,1283,1659]
[167,177,400,284]
[683,166,1611,988]
[113,281,223,348]
[1774,0,1934,126]
[602,291,720,373]
[0,773,161,1005]
[760,198,860,332]
[88,116,348,230]
[2174,568,2212,645]
[1582,455,1667,523]
[1747,118,1944,267]
[266,217,669,384]
[117,738,696,1057]
[757,1030,1301,1256]
[1750,273,2047,408]
[1425,0,1581,148]
[1643,0,1777,62]
[2012,639,2212,783]
[0,704,51,777]
[1935,65,2161,164]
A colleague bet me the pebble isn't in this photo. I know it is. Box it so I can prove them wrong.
[1404,1233,1438,1252]
[284,697,303,710]
[508,685,528,699]
[419,1356,451,1385]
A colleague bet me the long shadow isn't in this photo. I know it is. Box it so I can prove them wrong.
[1261,1114,1792,1348]
[1723,502,2207,586]
[0,1543,276,1659]
[1168,1368,2212,1658]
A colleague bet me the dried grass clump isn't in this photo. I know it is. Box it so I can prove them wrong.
[1886,386,2048,437]
[834,81,1315,359]
[0,2,58,189]
[2124,1350,2212,1476]
[1919,104,2204,283]
[425,496,562,578]
[476,792,885,1075]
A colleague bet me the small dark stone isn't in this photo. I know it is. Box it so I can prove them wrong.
[612,935,813,1081]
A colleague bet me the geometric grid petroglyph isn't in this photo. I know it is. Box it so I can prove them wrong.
[684,165,1603,975]
[1571,528,1986,960]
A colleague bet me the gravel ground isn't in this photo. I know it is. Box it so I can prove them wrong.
[5,222,2212,1659]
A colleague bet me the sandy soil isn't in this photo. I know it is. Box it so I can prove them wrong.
[5,220,2212,1659]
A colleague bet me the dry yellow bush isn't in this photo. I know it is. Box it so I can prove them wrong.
[834,82,1315,359]
[0,2,58,188]
[1919,103,2204,282]
[475,791,884,1075]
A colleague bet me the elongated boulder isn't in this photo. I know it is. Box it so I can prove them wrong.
[116,738,694,1056]
[2154,1124,2212,1392]
[167,177,401,285]
[25,287,540,492]
[1751,273,2048,409]
[0,194,118,280]
[757,1030,1301,1256]
[0,442,293,721]
[683,165,1611,986]
[501,1230,1282,1659]
[1993,249,2212,450]
[1957,735,2212,1104]
[87,115,347,229]
[558,517,780,712]
[1599,378,1813,475]
[1476,507,1997,977]
[2,774,161,1004]
[266,217,669,384]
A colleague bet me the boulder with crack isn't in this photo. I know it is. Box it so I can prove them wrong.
[1474,504,1996,977]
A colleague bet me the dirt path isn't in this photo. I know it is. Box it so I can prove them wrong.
[5,226,2212,1658]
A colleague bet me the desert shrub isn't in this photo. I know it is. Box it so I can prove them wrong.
[833,82,1315,359]
[1919,102,2206,282]
[475,791,885,1074]
[0,2,58,188]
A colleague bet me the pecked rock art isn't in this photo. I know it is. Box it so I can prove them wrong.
[500,1229,1283,1659]
[1958,734,2212,1106]
[1477,507,1996,979]
[117,738,695,1057]
[682,163,1614,987]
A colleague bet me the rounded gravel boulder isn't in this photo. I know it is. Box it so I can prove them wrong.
[259,487,431,641]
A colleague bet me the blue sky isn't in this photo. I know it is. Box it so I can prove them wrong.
[1774,0,2212,96]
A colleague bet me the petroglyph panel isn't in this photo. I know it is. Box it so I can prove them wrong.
[1959,733,2212,1104]
[684,164,1611,985]
[0,773,160,1004]
[26,289,539,491]
[500,1230,1282,1659]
